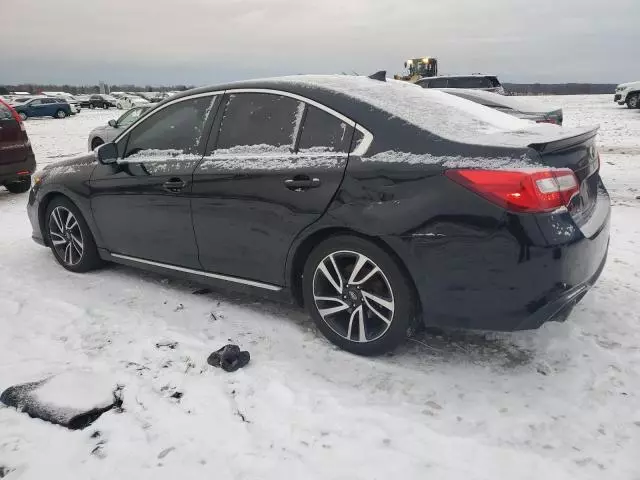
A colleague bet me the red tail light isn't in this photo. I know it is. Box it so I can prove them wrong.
[445,169,579,213]
[0,98,26,131]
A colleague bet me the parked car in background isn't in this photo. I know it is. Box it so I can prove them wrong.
[56,96,81,114]
[88,103,156,150]
[12,97,72,120]
[28,75,609,356]
[0,98,36,193]
[614,81,640,109]
[115,95,150,110]
[417,75,505,94]
[440,88,563,124]
[79,94,116,109]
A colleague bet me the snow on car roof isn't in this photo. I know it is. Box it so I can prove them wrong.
[272,75,532,142]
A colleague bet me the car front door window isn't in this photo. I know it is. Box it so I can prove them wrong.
[116,107,142,127]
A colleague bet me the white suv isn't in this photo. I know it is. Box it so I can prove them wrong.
[614,81,640,109]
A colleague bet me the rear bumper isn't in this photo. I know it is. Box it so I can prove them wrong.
[0,153,36,184]
[391,183,611,332]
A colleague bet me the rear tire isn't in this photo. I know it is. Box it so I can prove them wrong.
[5,176,31,194]
[55,109,67,119]
[103,104,109,109]
[627,93,640,109]
[18,112,27,121]
[91,137,104,150]
[45,196,103,273]
[302,235,417,356]
[89,104,96,109]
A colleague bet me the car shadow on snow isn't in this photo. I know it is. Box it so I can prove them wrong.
[103,262,536,371]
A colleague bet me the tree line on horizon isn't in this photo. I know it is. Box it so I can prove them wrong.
[1,82,617,96]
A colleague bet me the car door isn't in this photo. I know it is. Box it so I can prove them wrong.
[191,91,355,286]
[90,94,219,268]
[42,98,58,116]
[27,99,45,117]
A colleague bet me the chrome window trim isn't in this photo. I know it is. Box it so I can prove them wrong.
[111,253,282,291]
[114,87,374,156]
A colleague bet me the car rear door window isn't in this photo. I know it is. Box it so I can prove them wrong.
[298,105,353,154]
[124,96,215,159]
[215,93,302,154]
[29,99,42,106]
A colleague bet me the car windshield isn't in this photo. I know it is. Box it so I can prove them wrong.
[279,75,531,142]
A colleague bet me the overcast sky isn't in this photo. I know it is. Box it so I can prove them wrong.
[1,0,639,86]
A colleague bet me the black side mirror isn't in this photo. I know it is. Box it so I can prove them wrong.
[96,142,118,165]
[108,119,117,127]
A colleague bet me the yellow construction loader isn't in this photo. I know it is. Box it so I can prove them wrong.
[394,57,438,83]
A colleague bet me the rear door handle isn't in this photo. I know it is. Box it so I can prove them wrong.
[284,176,321,191]
[163,178,187,193]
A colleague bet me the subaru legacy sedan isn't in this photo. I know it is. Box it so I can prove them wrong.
[27,75,610,356]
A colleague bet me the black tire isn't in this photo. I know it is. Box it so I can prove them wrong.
[44,196,103,273]
[55,109,67,119]
[4,176,31,194]
[302,235,417,356]
[18,112,27,121]
[102,104,109,109]
[91,137,104,150]
[89,104,96,109]
[627,93,640,109]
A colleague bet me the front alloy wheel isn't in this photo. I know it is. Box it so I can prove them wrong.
[49,206,84,266]
[628,94,640,109]
[313,251,394,343]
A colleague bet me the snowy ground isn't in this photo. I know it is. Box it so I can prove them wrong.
[1,97,639,479]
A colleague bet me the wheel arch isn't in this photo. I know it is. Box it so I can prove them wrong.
[38,191,100,247]
[287,227,422,317]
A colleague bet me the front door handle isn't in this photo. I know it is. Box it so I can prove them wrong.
[284,175,321,191]
[163,178,187,193]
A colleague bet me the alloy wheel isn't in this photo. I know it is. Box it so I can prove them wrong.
[312,250,395,343]
[48,206,84,266]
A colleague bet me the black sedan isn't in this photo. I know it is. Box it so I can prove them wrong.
[78,94,116,109]
[27,75,610,356]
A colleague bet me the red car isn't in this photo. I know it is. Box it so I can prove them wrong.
[0,98,36,193]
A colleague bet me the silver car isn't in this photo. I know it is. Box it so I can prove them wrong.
[439,88,563,125]
[88,104,156,150]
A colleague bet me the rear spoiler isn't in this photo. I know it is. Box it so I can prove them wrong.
[528,126,599,154]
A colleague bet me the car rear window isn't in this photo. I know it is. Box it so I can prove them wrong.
[0,102,13,120]
[280,75,530,141]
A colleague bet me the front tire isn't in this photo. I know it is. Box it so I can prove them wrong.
[4,176,31,194]
[89,104,96,109]
[627,93,640,109]
[45,197,103,273]
[302,235,416,356]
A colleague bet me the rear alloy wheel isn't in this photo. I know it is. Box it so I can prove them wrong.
[4,176,31,194]
[45,197,103,272]
[627,94,640,109]
[103,104,109,109]
[302,236,416,356]
[18,112,27,121]
[55,109,67,119]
